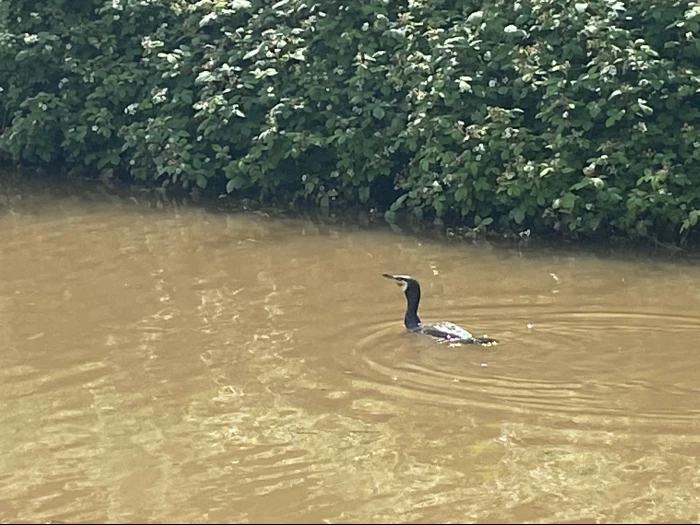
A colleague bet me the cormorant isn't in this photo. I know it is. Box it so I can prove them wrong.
[382,273,498,345]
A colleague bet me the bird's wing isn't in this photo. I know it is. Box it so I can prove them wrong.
[422,321,475,340]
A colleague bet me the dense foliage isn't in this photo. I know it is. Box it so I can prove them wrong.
[1,0,699,241]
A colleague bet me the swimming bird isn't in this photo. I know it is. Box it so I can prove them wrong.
[382,273,497,345]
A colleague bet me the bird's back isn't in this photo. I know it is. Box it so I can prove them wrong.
[421,321,474,340]
[421,321,497,345]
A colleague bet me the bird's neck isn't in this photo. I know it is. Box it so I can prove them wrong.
[404,291,421,329]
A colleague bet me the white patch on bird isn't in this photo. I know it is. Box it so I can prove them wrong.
[393,274,413,280]
[400,281,408,292]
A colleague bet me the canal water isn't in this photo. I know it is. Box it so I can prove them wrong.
[1,174,700,523]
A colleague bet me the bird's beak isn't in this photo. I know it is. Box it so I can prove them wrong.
[382,273,404,287]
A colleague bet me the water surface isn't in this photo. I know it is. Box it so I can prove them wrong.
[1,175,700,523]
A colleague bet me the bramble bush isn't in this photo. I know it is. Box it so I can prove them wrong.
[1,0,699,242]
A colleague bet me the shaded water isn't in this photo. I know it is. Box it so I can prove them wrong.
[2,175,700,523]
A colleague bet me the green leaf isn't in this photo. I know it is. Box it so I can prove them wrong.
[689,210,700,227]
[560,192,576,210]
[243,45,262,60]
[637,98,653,115]
[608,89,622,100]
[289,48,306,61]
[358,186,370,203]
[454,187,469,202]
[512,207,525,224]
[372,107,385,119]
[391,193,408,210]
[226,176,245,192]
[467,10,484,24]
[195,71,216,84]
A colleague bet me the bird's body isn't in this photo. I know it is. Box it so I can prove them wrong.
[382,273,497,345]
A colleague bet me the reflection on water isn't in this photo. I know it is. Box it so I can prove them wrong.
[2,174,700,523]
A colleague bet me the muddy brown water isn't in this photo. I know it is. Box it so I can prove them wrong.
[1,176,700,523]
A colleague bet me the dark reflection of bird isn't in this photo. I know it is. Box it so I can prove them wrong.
[382,273,498,346]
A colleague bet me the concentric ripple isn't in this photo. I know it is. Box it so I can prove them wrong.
[333,302,700,438]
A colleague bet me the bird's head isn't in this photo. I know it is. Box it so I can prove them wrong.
[382,273,421,296]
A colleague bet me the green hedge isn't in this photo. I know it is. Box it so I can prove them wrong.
[1,0,700,241]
